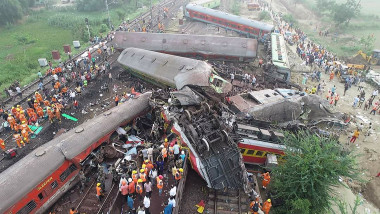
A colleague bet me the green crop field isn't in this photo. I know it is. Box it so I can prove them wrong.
[0,1,155,97]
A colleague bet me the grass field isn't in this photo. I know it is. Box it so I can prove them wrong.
[294,0,380,58]
[0,1,153,97]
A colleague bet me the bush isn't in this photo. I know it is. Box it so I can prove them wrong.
[282,14,297,25]
[99,24,108,33]
[259,11,270,21]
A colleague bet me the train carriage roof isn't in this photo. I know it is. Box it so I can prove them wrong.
[0,93,152,213]
[113,32,258,58]
[118,48,217,90]
[186,3,274,32]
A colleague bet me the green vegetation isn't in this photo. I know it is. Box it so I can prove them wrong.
[259,11,271,21]
[272,131,360,213]
[0,0,155,96]
[0,0,35,26]
[231,0,241,15]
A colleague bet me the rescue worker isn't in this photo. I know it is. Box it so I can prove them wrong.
[128,178,136,197]
[20,121,32,133]
[44,100,51,107]
[249,198,260,214]
[334,94,340,106]
[0,138,5,152]
[132,170,139,183]
[161,145,168,162]
[47,107,54,123]
[34,100,39,110]
[21,129,30,144]
[96,183,104,202]
[140,168,147,183]
[262,199,272,214]
[115,95,119,106]
[19,110,27,123]
[262,172,270,189]
[7,114,16,130]
[136,179,144,199]
[35,92,43,103]
[157,175,164,196]
[14,133,25,148]
[36,106,44,118]
[175,168,183,185]
[54,105,62,123]
[69,207,78,214]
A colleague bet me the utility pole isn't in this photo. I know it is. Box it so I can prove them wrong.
[85,18,91,41]
[150,0,153,19]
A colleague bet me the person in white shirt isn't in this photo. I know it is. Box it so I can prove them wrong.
[168,196,176,207]
[143,195,151,214]
[230,73,234,84]
[169,185,176,197]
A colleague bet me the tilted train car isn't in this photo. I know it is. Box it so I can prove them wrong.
[0,93,151,214]
[117,47,232,94]
[184,3,274,40]
[113,32,258,62]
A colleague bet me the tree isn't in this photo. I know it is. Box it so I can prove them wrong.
[315,0,336,12]
[331,0,361,26]
[0,0,23,26]
[272,131,359,213]
[359,34,376,54]
[76,0,104,11]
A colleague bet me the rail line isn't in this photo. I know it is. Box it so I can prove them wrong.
[208,189,249,214]
[0,0,179,110]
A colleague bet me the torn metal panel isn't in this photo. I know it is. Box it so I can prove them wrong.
[170,86,203,106]
[248,89,283,104]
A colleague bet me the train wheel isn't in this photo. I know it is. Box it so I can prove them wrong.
[201,138,210,151]
[185,109,192,121]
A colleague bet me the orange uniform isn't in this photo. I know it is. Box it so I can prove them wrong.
[55,108,61,121]
[139,173,146,182]
[26,108,35,117]
[36,106,44,118]
[21,129,29,144]
[14,134,24,148]
[175,171,182,181]
[43,100,51,107]
[11,108,17,116]
[157,178,163,190]
[262,172,270,189]
[262,200,272,214]
[7,115,16,130]
[136,182,143,195]
[47,108,54,122]
[0,138,5,151]
[35,93,43,103]
[19,113,27,123]
[96,186,102,196]
[162,147,167,159]
[34,102,39,110]
[128,181,135,194]
[132,173,139,183]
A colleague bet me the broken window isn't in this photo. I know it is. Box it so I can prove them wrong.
[264,94,270,98]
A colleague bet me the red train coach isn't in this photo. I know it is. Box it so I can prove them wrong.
[239,138,286,165]
[113,32,258,62]
[184,3,274,40]
[0,93,151,214]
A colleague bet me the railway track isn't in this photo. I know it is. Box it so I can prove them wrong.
[207,189,250,214]
[0,0,180,110]
[75,176,117,214]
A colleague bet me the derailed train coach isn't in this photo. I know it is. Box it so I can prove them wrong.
[113,32,258,62]
[0,94,152,214]
[117,47,232,94]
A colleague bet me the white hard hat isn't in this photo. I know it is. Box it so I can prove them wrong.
[128,178,132,182]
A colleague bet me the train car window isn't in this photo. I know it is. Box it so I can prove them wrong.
[38,193,44,200]
[246,150,255,156]
[255,151,265,157]
[240,148,246,154]
[59,164,78,182]
[51,180,58,189]
[16,200,37,214]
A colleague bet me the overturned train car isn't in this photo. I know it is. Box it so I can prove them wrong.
[117,47,232,94]
[113,32,258,62]
[0,93,152,214]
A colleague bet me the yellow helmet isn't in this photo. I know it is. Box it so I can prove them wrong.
[16,108,20,111]
[132,170,137,174]
[12,107,14,109]
[138,179,143,183]
[22,121,25,124]
[267,199,271,203]
[165,138,168,142]
[8,114,11,116]
[140,169,145,173]
[17,105,20,107]
[97,183,101,187]
[145,160,149,163]
[142,164,146,168]
[179,168,183,172]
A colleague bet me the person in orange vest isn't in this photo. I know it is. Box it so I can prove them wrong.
[175,168,183,185]
[19,110,27,123]
[29,111,38,124]
[262,199,272,214]
[7,114,16,130]
[69,207,78,214]
[329,71,334,81]
[54,81,61,92]
[128,178,136,196]
[258,58,263,67]
[26,108,35,117]
[334,94,340,106]
[132,170,139,184]
[44,100,51,107]
[14,133,25,148]
[35,92,43,103]
[157,175,164,196]
[139,169,147,183]
[36,106,44,118]
[96,183,104,202]
[11,107,17,116]
[164,138,168,148]
[21,129,30,144]
[115,95,119,106]
[14,108,20,120]
[34,100,39,110]
[136,179,143,199]
[0,138,5,152]
[47,107,54,123]
[249,197,260,214]
[54,105,62,122]
[262,172,271,189]
[161,145,168,162]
